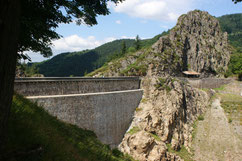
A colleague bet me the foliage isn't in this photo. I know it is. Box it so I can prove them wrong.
[18,0,124,59]
[128,127,140,135]
[141,30,169,48]
[166,144,193,161]
[135,107,142,112]
[149,132,161,141]
[121,41,127,55]
[197,115,204,121]
[28,31,168,77]
[32,39,135,77]
[16,63,40,77]
[232,0,242,3]
[3,94,134,161]
[155,78,172,92]
[228,118,232,123]
[121,63,148,76]
[218,13,242,78]
[219,93,242,125]
[134,35,141,51]
[213,85,226,91]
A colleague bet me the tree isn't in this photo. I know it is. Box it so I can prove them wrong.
[134,35,141,51]
[0,0,124,154]
[121,41,127,55]
[232,0,242,3]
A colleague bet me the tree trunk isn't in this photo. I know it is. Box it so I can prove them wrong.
[0,0,20,154]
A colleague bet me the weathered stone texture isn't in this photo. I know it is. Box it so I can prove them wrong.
[119,76,209,161]
[28,89,143,148]
[14,77,140,96]
[152,10,231,77]
[186,78,232,89]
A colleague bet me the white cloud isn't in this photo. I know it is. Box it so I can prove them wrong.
[52,35,116,53]
[121,35,148,40]
[112,0,193,21]
[115,20,122,24]
[27,35,117,62]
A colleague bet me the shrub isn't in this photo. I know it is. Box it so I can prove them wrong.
[198,115,204,121]
[128,127,140,135]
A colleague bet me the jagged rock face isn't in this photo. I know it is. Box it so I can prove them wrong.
[119,75,209,161]
[94,10,230,78]
[152,10,230,77]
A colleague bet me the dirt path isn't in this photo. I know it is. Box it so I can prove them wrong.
[193,98,242,161]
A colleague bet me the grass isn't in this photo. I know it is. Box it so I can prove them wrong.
[140,98,148,103]
[200,88,209,92]
[166,144,194,161]
[192,120,198,140]
[198,115,204,121]
[149,132,161,141]
[219,93,242,125]
[128,127,140,135]
[3,94,134,161]
[213,85,226,91]
[135,107,142,112]
[228,118,233,123]
[154,77,172,92]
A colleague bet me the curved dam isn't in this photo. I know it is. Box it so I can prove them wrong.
[14,77,143,148]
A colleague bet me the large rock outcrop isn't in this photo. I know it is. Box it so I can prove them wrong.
[118,75,209,161]
[152,10,230,77]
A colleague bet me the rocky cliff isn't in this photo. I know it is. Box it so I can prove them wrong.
[118,75,209,161]
[152,10,231,77]
[90,10,229,160]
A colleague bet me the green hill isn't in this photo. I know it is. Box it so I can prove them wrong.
[35,39,135,77]
[218,13,242,77]
[2,94,133,161]
[26,32,168,77]
[218,13,242,52]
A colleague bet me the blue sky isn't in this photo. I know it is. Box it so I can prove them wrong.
[28,0,242,62]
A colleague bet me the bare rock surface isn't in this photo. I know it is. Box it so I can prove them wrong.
[118,75,209,161]
[152,10,230,77]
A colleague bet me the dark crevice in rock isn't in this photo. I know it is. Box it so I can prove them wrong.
[182,37,190,71]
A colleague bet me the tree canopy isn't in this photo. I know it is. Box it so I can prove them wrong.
[18,0,124,59]
[232,0,242,3]
[134,35,141,51]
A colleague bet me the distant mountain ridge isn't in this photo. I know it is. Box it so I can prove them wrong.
[32,33,167,77]
[218,13,242,77]
[218,13,242,51]
[35,39,135,77]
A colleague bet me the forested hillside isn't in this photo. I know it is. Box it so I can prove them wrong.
[24,31,168,77]
[35,39,135,77]
[218,13,242,51]
[218,13,242,77]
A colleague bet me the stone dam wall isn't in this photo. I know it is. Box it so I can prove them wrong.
[27,90,143,147]
[176,78,232,89]
[187,78,232,89]
[14,77,143,148]
[14,77,141,96]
